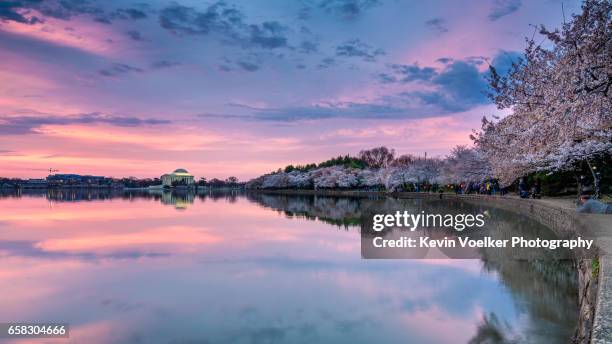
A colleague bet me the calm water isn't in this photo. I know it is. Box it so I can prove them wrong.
[0,190,578,343]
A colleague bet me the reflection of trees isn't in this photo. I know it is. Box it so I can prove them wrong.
[464,210,578,342]
[4,188,580,341]
[0,188,243,206]
[478,259,577,343]
[469,313,519,344]
[245,193,370,229]
[196,189,240,203]
[247,193,579,342]
[469,211,578,341]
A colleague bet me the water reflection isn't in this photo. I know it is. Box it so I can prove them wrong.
[0,188,241,208]
[0,190,577,343]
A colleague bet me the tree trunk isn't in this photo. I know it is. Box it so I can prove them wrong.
[585,159,599,198]
[574,173,581,197]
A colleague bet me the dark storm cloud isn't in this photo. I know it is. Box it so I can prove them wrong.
[91,7,149,24]
[405,51,518,112]
[217,55,262,72]
[0,113,170,135]
[99,63,144,77]
[0,0,94,23]
[151,60,181,69]
[158,2,289,50]
[402,61,489,112]
[378,63,437,83]
[243,102,415,121]
[317,0,380,20]
[488,0,522,21]
[490,50,523,75]
[113,8,147,20]
[374,52,524,113]
[317,57,336,69]
[465,56,487,65]
[432,61,487,103]
[229,93,487,121]
[425,17,448,34]
[0,0,148,25]
[247,54,515,121]
[376,73,396,84]
[158,2,244,35]
[248,21,288,49]
[0,1,43,24]
[126,30,144,41]
[299,40,319,54]
[436,57,453,64]
[218,64,233,72]
[336,39,384,62]
[237,60,260,71]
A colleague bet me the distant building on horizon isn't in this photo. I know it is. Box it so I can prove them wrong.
[21,178,48,188]
[161,168,195,187]
[46,174,112,186]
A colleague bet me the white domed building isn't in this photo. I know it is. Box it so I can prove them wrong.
[161,168,195,187]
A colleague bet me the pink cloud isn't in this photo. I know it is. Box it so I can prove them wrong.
[1,15,124,56]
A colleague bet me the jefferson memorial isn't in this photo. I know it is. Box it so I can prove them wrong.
[161,168,195,187]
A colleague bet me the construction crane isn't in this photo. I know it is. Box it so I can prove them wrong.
[28,168,59,174]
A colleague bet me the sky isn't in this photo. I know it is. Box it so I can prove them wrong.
[0,0,581,180]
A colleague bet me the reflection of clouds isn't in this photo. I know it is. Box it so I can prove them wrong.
[100,298,145,313]
[35,226,222,254]
[0,240,170,261]
[226,326,289,344]
[418,258,484,275]
[399,305,482,344]
[235,254,514,327]
[238,305,259,318]
[314,262,510,319]
[0,207,146,223]
[334,316,375,333]
[67,320,121,344]
[0,194,579,343]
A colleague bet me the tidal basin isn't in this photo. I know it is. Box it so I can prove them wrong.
[0,190,579,343]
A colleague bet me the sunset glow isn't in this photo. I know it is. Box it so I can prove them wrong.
[0,0,579,180]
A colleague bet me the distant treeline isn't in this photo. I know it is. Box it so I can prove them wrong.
[282,147,410,173]
[283,155,367,173]
[0,176,244,189]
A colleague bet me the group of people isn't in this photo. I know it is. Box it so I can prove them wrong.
[453,179,503,196]
[576,175,610,214]
[577,193,612,214]
[442,176,609,214]
[518,178,541,199]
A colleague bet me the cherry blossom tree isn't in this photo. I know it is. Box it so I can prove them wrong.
[475,0,611,186]
[310,166,359,189]
[442,145,493,184]
[384,158,444,191]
